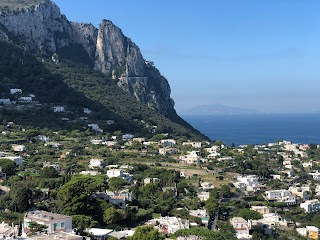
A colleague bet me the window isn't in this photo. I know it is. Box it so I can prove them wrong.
[53,223,57,231]
[61,222,65,228]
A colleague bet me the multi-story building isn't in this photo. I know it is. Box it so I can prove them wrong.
[179,151,201,165]
[296,226,319,240]
[182,141,202,148]
[300,199,320,213]
[264,190,296,205]
[234,175,261,193]
[146,216,189,235]
[250,206,272,215]
[24,210,72,234]
[230,217,252,239]
[289,185,310,200]
[107,169,133,182]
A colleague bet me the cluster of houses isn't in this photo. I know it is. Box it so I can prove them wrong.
[0,89,36,106]
[230,207,319,239]
[1,118,320,240]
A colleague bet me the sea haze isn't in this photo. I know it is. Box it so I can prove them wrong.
[183,113,320,146]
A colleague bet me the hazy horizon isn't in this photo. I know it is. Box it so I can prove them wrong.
[52,0,320,114]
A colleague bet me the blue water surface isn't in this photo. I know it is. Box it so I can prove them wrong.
[182,113,320,146]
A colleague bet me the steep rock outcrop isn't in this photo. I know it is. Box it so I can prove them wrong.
[0,0,175,115]
[71,22,97,59]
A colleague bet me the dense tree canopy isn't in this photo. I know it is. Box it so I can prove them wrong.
[127,226,164,240]
[0,158,16,175]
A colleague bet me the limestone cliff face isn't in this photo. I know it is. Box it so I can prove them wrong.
[71,22,97,59]
[0,0,72,53]
[0,0,175,115]
[94,20,174,114]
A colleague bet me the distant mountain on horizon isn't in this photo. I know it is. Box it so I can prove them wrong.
[181,104,261,115]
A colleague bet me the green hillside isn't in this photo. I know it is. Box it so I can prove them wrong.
[0,41,208,140]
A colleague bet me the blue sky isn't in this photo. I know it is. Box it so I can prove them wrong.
[52,0,320,114]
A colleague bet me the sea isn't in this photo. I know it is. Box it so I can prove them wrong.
[182,113,320,146]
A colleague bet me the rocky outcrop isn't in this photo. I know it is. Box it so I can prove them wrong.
[71,22,97,59]
[0,0,72,53]
[0,0,175,115]
[95,20,174,114]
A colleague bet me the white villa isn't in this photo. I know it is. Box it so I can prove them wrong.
[230,217,251,239]
[53,106,65,112]
[89,158,104,169]
[24,210,72,234]
[107,169,133,182]
[0,156,23,165]
[179,151,201,165]
[264,190,296,205]
[300,199,320,213]
[10,88,22,94]
[146,216,189,235]
[182,141,202,148]
[234,175,261,193]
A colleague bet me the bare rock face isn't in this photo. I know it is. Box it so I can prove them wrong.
[0,0,72,53]
[0,0,175,115]
[94,20,174,114]
[71,22,98,59]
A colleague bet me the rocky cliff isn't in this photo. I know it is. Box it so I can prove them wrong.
[0,0,175,115]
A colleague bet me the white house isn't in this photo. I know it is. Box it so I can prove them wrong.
[189,209,209,225]
[88,124,103,133]
[107,169,133,182]
[197,191,210,201]
[79,170,100,176]
[230,217,251,239]
[250,206,272,215]
[18,96,32,103]
[122,134,134,140]
[106,120,115,125]
[205,146,220,154]
[0,98,10,104]
[36,135,51,142]
[146,216,189,235]
[296,226,319,239]
[264,190,296,205]
[83,108,91,114]
[53,106,65,113]
[234,175,261,193]
[43,162,60,172]
[108,195,126,210]
[179,151,201,165]
[93,190,132,210]
[249,213,288,235]
[160,139,176,147]
[289,185,310,200]
[300,199,320,213]
[200,182,215,191]
[89,159,104,169]
[182,141,202,148]
[10,88,22,94]
[159,148,178,155]
[0,156,23,165]
[309,171,320,181]
[24,210,72,234]
[144,177,160,185]
[302,161,313,168]
[11,144,26,152]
